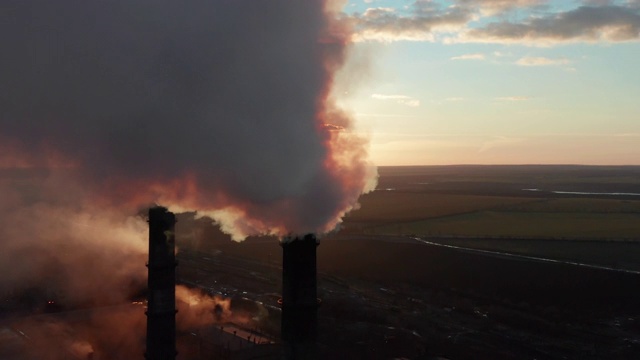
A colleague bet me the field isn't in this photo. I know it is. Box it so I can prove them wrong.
[344,192,535,223]
[199,164,640,359]
[372,211,640,239]
[337,165,640,273]
[153,166,640,359]
[10,165,633,359]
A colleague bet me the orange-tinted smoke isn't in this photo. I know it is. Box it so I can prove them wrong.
[0,0,377,241]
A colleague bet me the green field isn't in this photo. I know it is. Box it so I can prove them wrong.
[345,166,640,241]
[501,198,640,213]
[370,211,640,240]
[337,166,640,271]
[346,192,536,223]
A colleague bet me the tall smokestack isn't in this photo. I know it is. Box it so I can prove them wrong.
[280,234,319,359]
[145,206,177,360]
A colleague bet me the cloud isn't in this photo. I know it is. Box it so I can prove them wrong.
[451,53,486,60]
[351,4,473,42]
[454,5,640,45]
[495,96,531,101]
[371,94,421,107]
[478,136,524,152]
[584,0,616,5]
[493,51,512,57]
[516,56,570,66]
[350,2,640,45]
[456,0,547,13]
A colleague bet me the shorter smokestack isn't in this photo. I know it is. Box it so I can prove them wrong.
[280,234,319,359]
[145,206,177,360]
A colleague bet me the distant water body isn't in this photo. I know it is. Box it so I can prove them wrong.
[523,189,640,196]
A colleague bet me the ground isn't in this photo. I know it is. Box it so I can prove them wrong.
[177,165,640,359]
[2,165,640,359]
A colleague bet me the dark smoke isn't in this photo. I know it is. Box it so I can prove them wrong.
[1,0,376,240]
[0,4,376,356]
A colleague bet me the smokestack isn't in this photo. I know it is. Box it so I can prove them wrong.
[145,206,177,360]
[280,234,319,359]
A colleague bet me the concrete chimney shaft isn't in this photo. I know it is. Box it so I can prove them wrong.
[145,206,177,360]
[281,234,319,359]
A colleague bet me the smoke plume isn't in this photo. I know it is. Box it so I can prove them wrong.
[0,169,148,305]
[1,0,377,242]
[0,11,376,359]
[175,285,232,330]
[12,305,146,359]
[9,287,248,359]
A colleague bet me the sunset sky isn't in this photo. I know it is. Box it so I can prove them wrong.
[341,0,640,165]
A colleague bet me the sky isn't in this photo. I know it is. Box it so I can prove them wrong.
[340,0,640,165]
